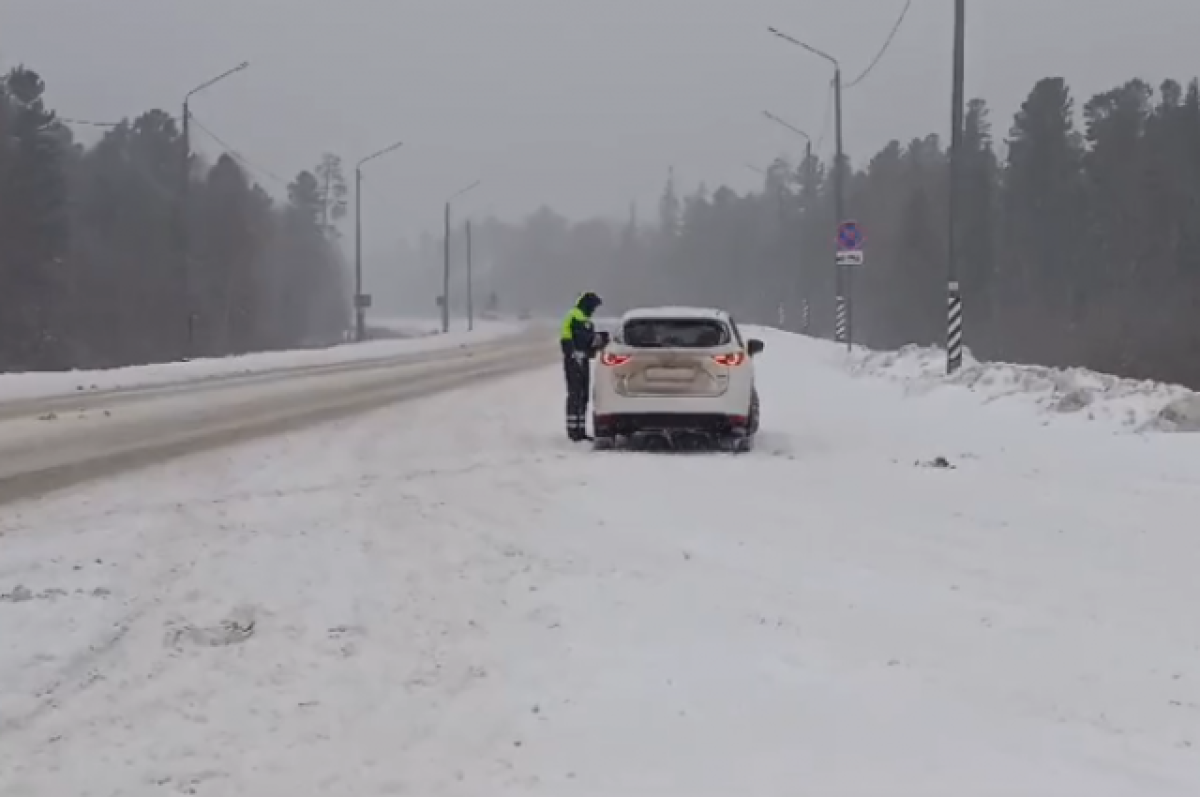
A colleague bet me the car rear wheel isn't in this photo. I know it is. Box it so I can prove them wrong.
[717,432,753,453]
[746,389,761,435]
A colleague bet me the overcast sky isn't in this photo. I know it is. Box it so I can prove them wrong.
[6,0,1196,247]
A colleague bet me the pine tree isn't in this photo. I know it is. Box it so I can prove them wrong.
[1002,77,1087,360]
[314,153,349,238]
[658,167,681,240]
[958,99,1000,352]
[0,67,70,369]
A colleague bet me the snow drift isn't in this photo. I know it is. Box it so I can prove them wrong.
[849,343,1200,432]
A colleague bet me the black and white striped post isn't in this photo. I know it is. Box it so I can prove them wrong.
[834,295,848,343]
[947,282,963,371]
[834,227,863,351]
[946,0,966,374]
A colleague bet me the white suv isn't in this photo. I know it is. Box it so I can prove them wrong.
[591,307,763,450]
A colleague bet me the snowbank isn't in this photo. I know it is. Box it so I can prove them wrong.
[848,343,1200,432]
[0,319,528,403]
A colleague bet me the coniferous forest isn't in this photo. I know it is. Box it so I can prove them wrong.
[475,76,1200,388]
[6,65,1200,388]
[0,66,349,372]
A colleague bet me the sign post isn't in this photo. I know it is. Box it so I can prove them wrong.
[835,220,864,350]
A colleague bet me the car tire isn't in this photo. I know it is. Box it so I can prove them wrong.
[717,433,753,453]
[747,389,761,435]
[593,414,617,441]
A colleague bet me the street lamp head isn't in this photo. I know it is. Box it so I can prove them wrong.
[357,140,405,169]
[767,26,797,45]
[448,179,482,203]
[767,25,839,68]
[186,61,252,100]
[762,110,811,143]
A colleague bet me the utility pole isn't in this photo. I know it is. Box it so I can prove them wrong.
[768,27,852,348]
[442,201,451,333]
[833,65,849,351]
[355,165,364,341]
[466,219,474,331]
[442,180,482,334]
[181,99,191,357]
[947,0,966,374]
[180,61,248,359]
[353,140,405,342]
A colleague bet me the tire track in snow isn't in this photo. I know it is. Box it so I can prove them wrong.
[0,366,581,793]
[0,364,560,749]
[0,366,539,759]
[0,458,262,745]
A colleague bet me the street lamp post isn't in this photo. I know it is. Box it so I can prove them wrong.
[465,219,474,331]
[354,140,405,342]
[180,61,249,358]
[947,0,966,374]
[769,26,851,349]
[761,111,814,334]
[442,180,481,333]
[762,110,813,163]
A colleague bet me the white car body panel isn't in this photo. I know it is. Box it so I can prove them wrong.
[591,306,760,435]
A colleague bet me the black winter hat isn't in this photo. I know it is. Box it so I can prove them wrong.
[577,291,603,311]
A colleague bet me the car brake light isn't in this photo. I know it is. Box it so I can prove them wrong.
[602,351,631,366]
[712,352,745,366]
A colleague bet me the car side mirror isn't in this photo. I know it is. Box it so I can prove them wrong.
[747,338,764,356]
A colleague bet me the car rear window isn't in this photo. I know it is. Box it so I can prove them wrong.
[622,318,730,348]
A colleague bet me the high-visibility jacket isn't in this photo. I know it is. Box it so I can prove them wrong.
[560,303,594,356]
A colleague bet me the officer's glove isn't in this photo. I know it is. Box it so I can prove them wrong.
[570,351,589,363]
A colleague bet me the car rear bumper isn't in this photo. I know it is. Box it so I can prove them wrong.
[593,385,751,415]
[592,367,755,436]
[592,411,750,435]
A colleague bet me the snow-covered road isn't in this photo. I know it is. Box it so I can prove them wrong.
[0,329,551,504]
[0,319,528,404]
[1,329,1198,795]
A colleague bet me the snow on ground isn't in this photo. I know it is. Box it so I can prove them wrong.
[850,342,1200,432]
[1,328,1199,795]
[0,319,526,403]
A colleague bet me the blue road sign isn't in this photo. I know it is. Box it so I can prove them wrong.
[837,220,864,251]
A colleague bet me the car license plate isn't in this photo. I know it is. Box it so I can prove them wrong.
[645,367,694,382]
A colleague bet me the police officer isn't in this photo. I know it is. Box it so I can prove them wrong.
[560,291,604,441]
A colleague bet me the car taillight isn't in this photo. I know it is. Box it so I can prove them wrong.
[712,352,745,366]
[601,351,631,366]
